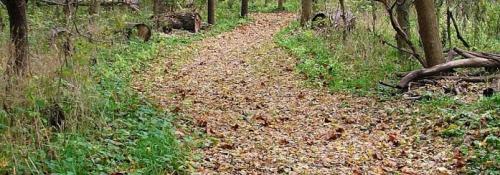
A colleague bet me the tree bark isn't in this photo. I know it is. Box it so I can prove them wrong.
[0,9,4,32]
[153,0,165,17]
[2,0,29,76]
[208,0,215,24]
[398,57,500,88]
[339,0,347,40]
[278,0,284,10]
[415,0,445,67]
[300,0,312,26]
[241,0,248,17]
[161,12,202,33]
[89,0,100,15]
[395,0,410,58]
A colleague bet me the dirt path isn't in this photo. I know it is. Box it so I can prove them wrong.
[136,13,455,174]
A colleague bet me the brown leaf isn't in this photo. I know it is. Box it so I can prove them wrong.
[401,167,418,175]
[298,92,305,99]
[279,139,290,145]
[324,130,342,141]
[372,151,383,160]
[324,118,331,123]
[453,149,466,168]
[219,143,234,149]
[195,117,207,127]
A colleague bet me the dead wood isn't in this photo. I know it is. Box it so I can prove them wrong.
[398,57,500,88]
[375,0,424,66]
[426,75,500,83]
[50,27,74,58]
[38,0,140,11]
[447,9,470,48]
[483,78,500,97]
[311,10,356,31]
[157,12,202,33]
[126,23,152,42]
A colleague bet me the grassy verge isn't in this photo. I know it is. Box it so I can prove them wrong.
[275,2,499,173]
[275,21,418,95]
[0,1,259,173]
[418,94,499,174]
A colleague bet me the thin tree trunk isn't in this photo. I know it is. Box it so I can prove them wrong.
[339,0,347,40]
[0,9,4,32]
[208,0,215,24]
[278,0,284,10]
[89,0,100,15]
[2,0,29,76]
[241,0,248,17]
[395,0,410,58]
[166,0,174,12]
[153,0,164,17]
[63,0,74,26]
[371,0,376,35]
[300,0,312,26]
[415,0,445,67]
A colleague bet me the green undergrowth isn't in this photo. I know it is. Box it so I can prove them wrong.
[275,22,418,95]
[418,94,499,174]
[276,2,499,173]
[0,1,260,173]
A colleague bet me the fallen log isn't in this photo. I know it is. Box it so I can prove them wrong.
[398,57,500,89]
[126,23,152,42]
[38,0,140,11]
[157,12,202,33]
[311,10,356,31]
[426,75,500,83]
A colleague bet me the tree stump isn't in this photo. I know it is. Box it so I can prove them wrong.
[159,12,202,33]
[126,23,152,42]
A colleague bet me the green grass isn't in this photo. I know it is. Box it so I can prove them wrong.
[418,94,499,174]
[0,0,276,173]
[275,2,499,174]
[275,21,418,95]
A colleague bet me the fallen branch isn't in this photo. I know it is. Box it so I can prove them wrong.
[426,75,500,83]
[156,12,202,33]
[381,39,414,56]
[398,57,500,88]
[447,10,470,48]
[374,0,424,66]
[38,0,140,11]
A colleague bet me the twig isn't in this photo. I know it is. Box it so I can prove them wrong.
[448,9,470,48]
[379,81,400,89]
[374,0,425,66]
[381,39,414,56]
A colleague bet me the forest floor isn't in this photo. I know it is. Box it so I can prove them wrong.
[135,13,459,174]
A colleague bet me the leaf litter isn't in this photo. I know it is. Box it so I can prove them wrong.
[134,13,462,174]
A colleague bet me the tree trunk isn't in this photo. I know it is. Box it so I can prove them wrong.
[2,0,29,76]
[208,0,215,24]
[89,0,100,15]
[241,0,248,17]
[162,12,202,33]
[339,0,347,40]
[153,0,165,17]
[300,0,312,26]
[63,0,74,26]
[0,9,4,32]
[415,0,445,67]
[371,0,376,35]
[165,0,175,12]
[278,0,284,10]
[395,0,410,58]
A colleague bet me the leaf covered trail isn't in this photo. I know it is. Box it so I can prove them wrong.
[136,13,455,174]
